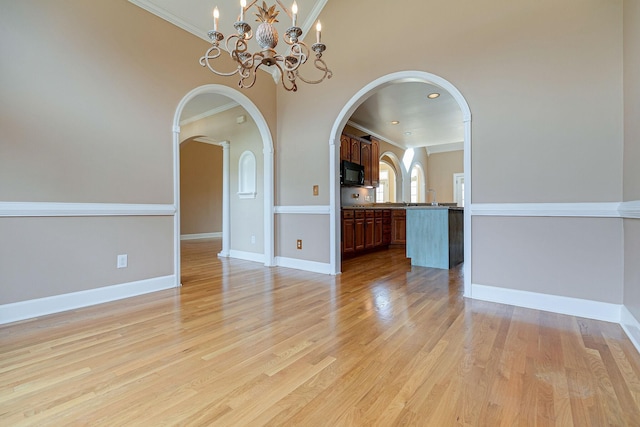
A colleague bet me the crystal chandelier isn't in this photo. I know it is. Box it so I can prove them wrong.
[199,0,332,92]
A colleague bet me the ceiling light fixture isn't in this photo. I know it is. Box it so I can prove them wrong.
[427,92,440,99]
[391,120,400,125]
[404,131,412,136]
[200,0,332,92]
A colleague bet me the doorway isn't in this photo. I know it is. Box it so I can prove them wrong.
[329,71,472,297]
[172,85,275,286]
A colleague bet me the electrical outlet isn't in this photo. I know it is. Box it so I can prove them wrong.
[117,254,128,269]
[313,185,319,196]
[251,235,256,244]
[296,239,302,250]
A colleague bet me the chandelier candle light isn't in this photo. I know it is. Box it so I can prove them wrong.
[200,0,332,92]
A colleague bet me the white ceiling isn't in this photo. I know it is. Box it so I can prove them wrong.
[130,0,465,151]
[349,82,463,150]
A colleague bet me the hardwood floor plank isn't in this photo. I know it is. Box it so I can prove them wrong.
[2,238,640,425]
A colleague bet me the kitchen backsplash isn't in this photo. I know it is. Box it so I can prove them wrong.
[341,187,376,206]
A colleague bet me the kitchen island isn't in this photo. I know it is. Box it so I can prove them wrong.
[405,206,464,269]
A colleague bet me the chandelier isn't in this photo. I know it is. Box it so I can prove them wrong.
[199,0,332,92]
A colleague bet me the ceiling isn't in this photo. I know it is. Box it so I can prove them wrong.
[130,0,464,152]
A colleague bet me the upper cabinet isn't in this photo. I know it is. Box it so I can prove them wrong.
[371,138,379,188]
[361,142,371,186]
[340,134,351,162]
[340,133,380,187]
[350,138,361,165]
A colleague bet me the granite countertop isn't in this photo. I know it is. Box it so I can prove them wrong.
[342,203,463,210]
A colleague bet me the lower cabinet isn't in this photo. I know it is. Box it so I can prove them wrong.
[364,210,375,249]
[342,208,399,258]
[374,210,383,247]
[382,210,392,245]
[391,209,406,245]
[342,210,355,254]
[354,211,365,251]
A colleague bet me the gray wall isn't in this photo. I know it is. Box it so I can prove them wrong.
[275,0,626,303]
[623,0,640,320]
[0,1,276,304]
[181,106,264,254]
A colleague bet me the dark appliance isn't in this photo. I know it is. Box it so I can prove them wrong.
[340,160,365,186]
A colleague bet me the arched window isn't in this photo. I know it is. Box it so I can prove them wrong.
[376,161,396,202]
[410,164,425,203]
[238,150,256,199]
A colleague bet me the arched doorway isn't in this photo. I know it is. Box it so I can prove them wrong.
[172,85,275,286]
[329,71,472,296]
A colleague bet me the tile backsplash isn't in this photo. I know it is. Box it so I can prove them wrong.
[341,187,375,206]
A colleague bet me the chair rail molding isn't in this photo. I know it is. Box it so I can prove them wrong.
[274,205,330,215]
[0,202,175,217]
[619,200,640,219]
[470,202,622,218]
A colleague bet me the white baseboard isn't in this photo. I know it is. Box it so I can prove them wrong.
[275,256,332,275]
[180,232,222,240]
[0,275,177,325]
[621,306,640,354]
[229,249,265,264]
[471,283,622,323]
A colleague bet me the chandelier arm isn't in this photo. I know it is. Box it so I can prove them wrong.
[290,42,310,60]
[277,63,297,92]
[295,57,333,85]
[238,52,266,89]
[241,51,264,71]
[283,44,308,73]
[199,46,241,77]
[226,35,249,57]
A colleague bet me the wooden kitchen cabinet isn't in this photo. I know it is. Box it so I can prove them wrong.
[342,209,355,254]
[340,134,351,162]
[364,210,375,249]
[371,138,379,187]
[382,209,392,245]
[350,138,361,165]
[391,209,406,245]
[374,210,383,247]
[339,133,378,187]
[341,208,393,258]
[354,210,365,251]
[361,142,372,186]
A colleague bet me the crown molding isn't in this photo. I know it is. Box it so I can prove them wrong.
[180,101,239,126]
[129,0,209,42]
[346,120,402,148]
[426,142,464,156]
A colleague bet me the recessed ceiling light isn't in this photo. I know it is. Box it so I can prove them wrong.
[391,120,399,125]
[404,131,412,136]
[427,93,440,99]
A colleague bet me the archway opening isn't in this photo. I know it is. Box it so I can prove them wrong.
[329,71,471,296]
[172,85,275,286]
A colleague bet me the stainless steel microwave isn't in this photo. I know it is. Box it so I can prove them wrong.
[340,160,365,186]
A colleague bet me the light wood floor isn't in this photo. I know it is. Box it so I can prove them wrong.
[2,239,640,426]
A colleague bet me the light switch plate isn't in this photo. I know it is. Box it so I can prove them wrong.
[117,254,128,269]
